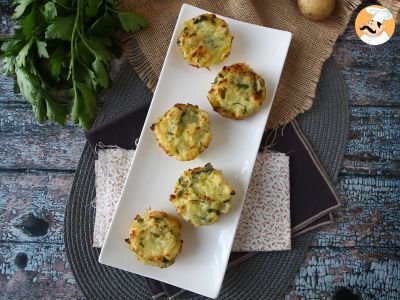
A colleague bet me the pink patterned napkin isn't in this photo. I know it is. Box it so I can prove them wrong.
[93,149,291,251]
[232,152,290,251]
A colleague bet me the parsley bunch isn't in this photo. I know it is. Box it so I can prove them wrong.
[1,0,148,129]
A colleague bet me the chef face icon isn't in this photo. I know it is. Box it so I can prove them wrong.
[355,5,395,46]
[360,19,385,37]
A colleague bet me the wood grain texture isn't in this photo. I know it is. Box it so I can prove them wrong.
[0,242,83,299]
[343,107,400,176]
[314,174,400,248]
[0,79,85,171]
[0,171,74,243]
[287,247,400,300]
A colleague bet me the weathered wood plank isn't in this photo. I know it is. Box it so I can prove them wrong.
[0,67,25,105]
[0,242,84,299]
[287,247,400,300]
[332,11,399,107]
[1,171,398,249]
[0,100,86,171]
[0,171,74,244]
[0,56,84,171]
[342,106,400,176]
[314,175,400,248]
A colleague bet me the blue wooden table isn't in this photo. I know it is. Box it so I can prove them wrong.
[0,3,399,299]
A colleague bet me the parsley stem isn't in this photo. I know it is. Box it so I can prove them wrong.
[53,0,76,11]
[70,0,81,95]
[90,8,108,32]
[105,6,121,14]
[77,31,95,55]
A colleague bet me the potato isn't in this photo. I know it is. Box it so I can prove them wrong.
[298,0,336,21]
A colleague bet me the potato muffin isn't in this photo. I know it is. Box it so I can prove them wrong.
[151,104,212,161]
[170,163,235,227]
[177,13,233,68]
[127,210,183,268]
[207,63,267,120]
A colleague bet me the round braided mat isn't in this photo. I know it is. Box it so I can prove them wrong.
[65,56,348,299]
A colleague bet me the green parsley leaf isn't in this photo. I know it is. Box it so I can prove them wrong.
[13,80,20,94]
[69,87,78,124]
[1,38,25,56]
[49,47,66,77]
[16,38,34,67]
[96,36,113,48]
[43,2,57,21]
[91,14,118,36]
[45,16,76,41]
[71,82,97,129]
[92,57,109,88]
[83,67,97,90]
[45,97,67,124]
[76,82,97,118]
[15,66,46,122]
[75,39,93,66]
[36,40,49,58]
[34,92,47,123]
[21,4,39,38]
[236,83,249,89]
[14,67,37,102]
[2,56,16,76]
[13,0,34,19]
[86,0,101,18]
[82,36,112,62]
[117,11,148,32]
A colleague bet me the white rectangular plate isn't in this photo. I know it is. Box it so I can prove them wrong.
[99,4,291,298]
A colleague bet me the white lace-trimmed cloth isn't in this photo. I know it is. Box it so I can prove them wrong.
[93,148,135,247]
[93,148,291,251]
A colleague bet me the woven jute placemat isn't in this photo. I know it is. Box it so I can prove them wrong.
[64,56,348,299]
[118,0,398,129]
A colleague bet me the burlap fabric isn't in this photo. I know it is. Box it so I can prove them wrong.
[118,0,398,129]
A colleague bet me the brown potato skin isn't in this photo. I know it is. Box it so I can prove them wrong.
[298,0,336,21]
